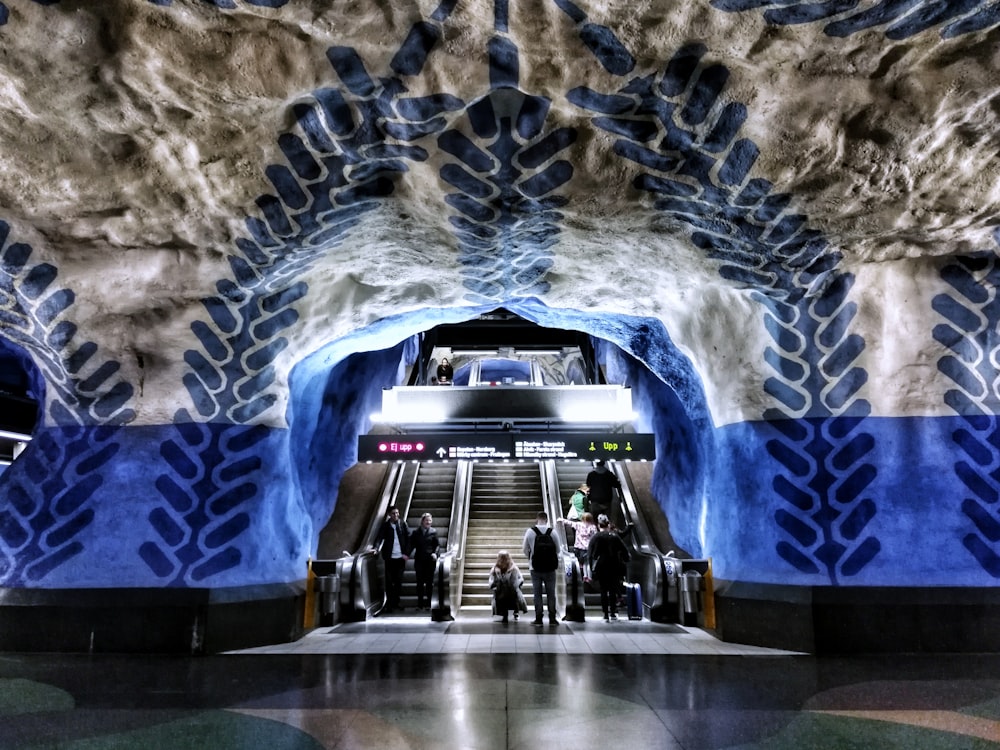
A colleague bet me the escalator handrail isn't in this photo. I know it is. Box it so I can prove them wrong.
[448,460,473,561]
[540,460,570,555]
[360,462,406,555]
[436,459,472,611]
[340,462,406,618]
[540,460,584,615]
[612,461,668,610]
[397,463,420,524]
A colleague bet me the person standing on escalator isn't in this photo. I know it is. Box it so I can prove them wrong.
[587,514,631,622]
[557,511,598,571]
[410,512,439,611]
[586,459,621,524]
[378,507,410,613]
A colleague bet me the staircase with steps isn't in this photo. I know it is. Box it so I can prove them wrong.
[397,462,458,610]
[460,462,545,613]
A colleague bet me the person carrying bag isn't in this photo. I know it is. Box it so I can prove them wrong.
[566,483,589,520]
[489,550,527,624]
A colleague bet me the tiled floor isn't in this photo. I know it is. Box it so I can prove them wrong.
[230,613,803,656]
[2,613,999,749]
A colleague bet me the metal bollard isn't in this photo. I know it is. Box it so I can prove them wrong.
[680,570,704,616]
[316,575,341,617]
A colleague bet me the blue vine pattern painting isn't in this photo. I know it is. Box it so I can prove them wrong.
[439,2,576,303]
[0,225,135,426]
[0,225,132,583]
[142,422,269,584]
[710,0,1000,39]
[0,426,121,584]
[933,236,1000,578]
[0,0,995,588]
[566,30,877,581]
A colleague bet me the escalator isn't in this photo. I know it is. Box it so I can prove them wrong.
[326,460,458,622]
[398,462,457,610]
[552,462,603,613]
[607,460,687,623]
[325,456,684,626]
[550,459,688,623]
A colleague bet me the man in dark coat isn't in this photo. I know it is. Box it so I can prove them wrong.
[410,512,440,610]
[587,515,631,621]
[378,506,410,613]
[586,459,621,522]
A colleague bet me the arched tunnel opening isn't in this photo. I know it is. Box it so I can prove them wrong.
[286,305,711,564]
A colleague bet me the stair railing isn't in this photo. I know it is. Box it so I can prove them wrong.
[431,459,472,621]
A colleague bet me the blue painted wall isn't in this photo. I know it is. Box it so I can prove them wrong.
[3,302,1000,590]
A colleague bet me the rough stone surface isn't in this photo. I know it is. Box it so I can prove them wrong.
[2,2,1000,598]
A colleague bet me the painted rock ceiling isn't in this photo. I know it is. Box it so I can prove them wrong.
[1,0,999,428]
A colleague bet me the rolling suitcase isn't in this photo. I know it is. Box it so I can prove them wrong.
[625,582,643,620]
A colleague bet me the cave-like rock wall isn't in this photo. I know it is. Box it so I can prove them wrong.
[2,1,1000,598]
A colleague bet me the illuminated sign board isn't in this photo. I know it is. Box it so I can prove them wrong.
[357,433,655,462]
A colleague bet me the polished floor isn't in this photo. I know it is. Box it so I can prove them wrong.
[1,612,999,749]
[233,611,802,656]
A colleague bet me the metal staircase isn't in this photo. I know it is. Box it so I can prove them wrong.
[460,462,545,612]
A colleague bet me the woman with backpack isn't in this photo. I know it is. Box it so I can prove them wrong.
[488,550,526,624]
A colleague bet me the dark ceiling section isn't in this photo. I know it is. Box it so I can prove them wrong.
[0,343,39,463]
[0,395,36,434]
[425,308,588,350]
[413,308,601,386]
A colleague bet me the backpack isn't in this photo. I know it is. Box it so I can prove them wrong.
[531,526,558,572]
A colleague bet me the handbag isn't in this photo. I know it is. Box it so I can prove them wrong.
[567,504,579,520]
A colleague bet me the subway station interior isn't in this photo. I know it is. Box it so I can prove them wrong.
[2,1,1000,747]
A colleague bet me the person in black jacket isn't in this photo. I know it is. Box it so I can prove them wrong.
[378,506,410,613]
[586,459,621,522]
[436,357,454,384]
[587,514,631,622]
[410,512,440,610]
